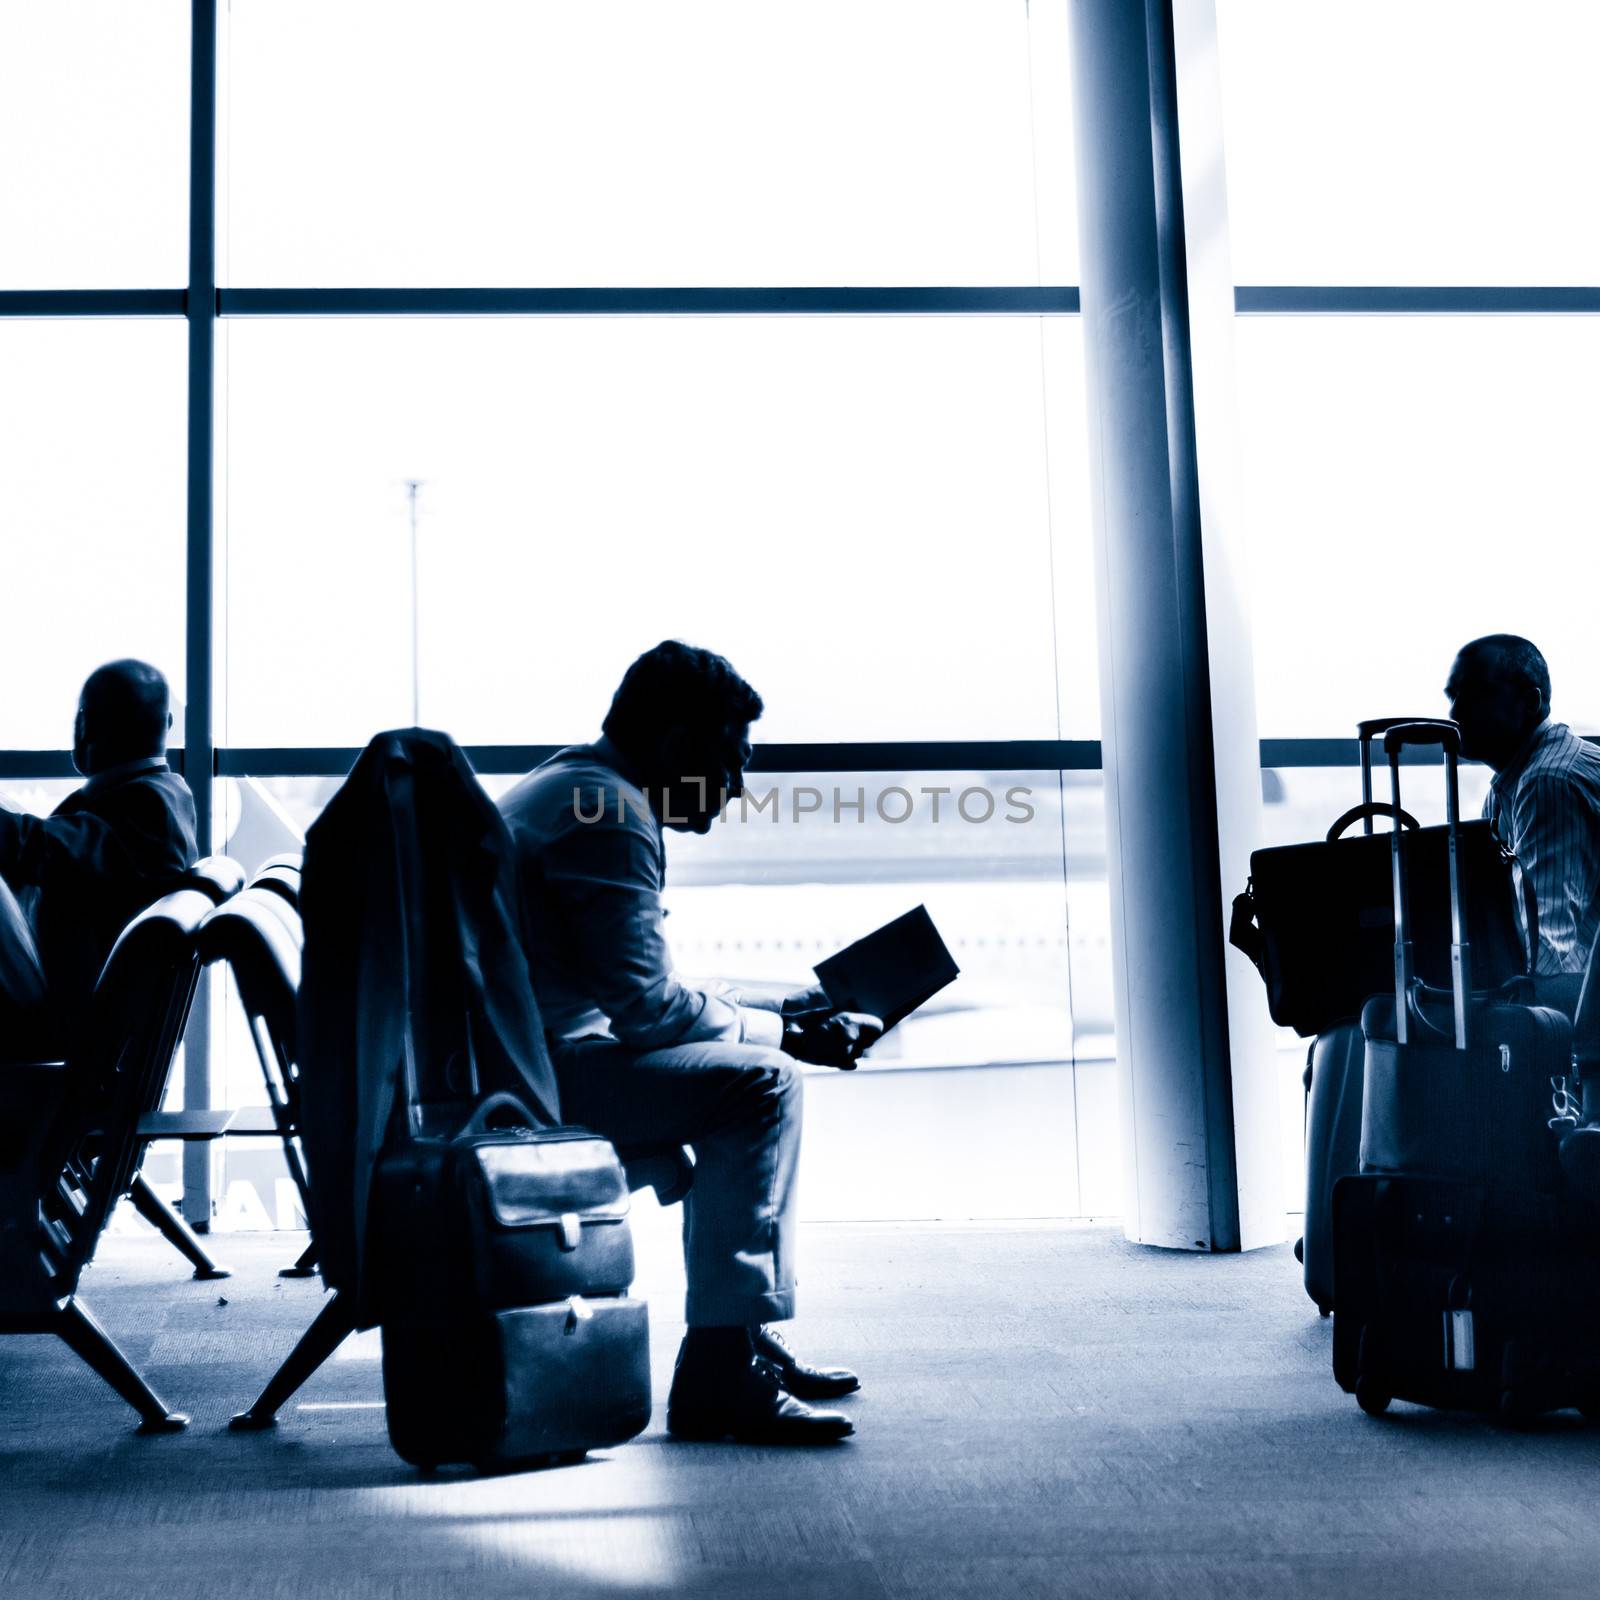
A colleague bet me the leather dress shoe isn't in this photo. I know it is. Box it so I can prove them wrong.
[666,1346,854,1445]
[754,1325,860,1400]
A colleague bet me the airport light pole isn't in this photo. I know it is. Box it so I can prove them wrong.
[404,478,423,727]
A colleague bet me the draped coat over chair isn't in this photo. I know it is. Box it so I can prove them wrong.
[296,729,561,1322]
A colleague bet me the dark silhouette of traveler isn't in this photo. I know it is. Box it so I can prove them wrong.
[499,640,877,1445]
[1446,634,1600,1016]
[0,660,197,1058]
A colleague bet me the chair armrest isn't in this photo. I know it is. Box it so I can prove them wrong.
[136,1108,239,1142]
[134,1107,286,1141]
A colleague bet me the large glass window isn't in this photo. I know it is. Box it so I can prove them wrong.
[221,314,1096,747]
[224,0,1077,289]
[1216,0,1600,286]
[1235,316,1600,739]
[226,765,1113,1222]
[0,2,190,289]
[0,320,188,748]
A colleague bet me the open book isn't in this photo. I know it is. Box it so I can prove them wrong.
[812,905,960,1034]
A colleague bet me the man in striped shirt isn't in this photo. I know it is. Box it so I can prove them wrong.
[1446,634,1600,1015]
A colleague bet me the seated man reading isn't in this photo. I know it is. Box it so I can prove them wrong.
[500,640,875,1445]
[0,660,198,1058]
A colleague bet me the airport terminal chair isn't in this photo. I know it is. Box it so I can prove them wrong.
[0,882,216,1433]
[248,852,303,911]
[121,854,246,1282]
[194,877,317,1277]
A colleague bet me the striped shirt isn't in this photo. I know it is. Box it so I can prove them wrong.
[1483,721,1600,976]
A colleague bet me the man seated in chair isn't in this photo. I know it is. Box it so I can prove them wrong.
[1445,634,1600,1016]
[0,660,197,1058]
[500,640,875,1445]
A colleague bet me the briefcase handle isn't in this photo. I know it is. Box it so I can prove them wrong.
[460,1090,541,1138]
[1326,801,1419,843]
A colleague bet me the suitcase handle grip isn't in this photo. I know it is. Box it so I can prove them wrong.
[1358,716,1439,743]
[1357,717,1449,829]
[1326,802,1419,843]
[1381,720,1461,756]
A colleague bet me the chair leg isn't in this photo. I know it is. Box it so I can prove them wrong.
[129,1172,231,1280]
[279,1238,318,1279]
[55,1297,188,1434]
[230,1289,358,1431]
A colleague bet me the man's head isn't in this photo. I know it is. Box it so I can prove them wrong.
[73,659,173,777]
[602,640,763,832]
[1445,634,1550,772]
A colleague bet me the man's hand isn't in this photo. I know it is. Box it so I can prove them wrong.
[780,1009,884,1069]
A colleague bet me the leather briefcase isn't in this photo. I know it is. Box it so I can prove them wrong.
[370,1092,651,1471]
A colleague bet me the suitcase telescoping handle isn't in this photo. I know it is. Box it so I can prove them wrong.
[1383,720,1470,1050]
[1357,716,1452,834]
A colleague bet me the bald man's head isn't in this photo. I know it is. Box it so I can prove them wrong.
[73,660,172,776]
[1445,634,1550,772]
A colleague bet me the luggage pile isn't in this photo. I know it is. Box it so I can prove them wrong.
[1236,718,1600,1422]
[371,1091,652,1471]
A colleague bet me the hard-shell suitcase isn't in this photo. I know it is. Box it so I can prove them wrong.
[372,1093,651,1471]
[1334,720,1586,1420]
[1302,1021,1365,1315]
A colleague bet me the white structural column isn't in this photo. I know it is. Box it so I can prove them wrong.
[1069,0,1283,1250]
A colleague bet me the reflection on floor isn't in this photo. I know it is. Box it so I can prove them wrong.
[6,1223,1600,1598]
[143,1047,1319,1233]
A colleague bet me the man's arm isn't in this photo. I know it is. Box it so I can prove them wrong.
[0,805,127,889]
[1508,771,1599,975]
[539,819,783,1052]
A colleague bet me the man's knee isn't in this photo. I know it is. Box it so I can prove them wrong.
[720,1045,801,1125]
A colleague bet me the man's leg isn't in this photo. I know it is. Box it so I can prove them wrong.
[553,1035,802,1328]
[552,1035,852,1443]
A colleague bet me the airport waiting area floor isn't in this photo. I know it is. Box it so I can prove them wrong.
[5,1213,1600,1600]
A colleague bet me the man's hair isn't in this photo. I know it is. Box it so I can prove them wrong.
[80,659,171,759]
[1458,634,1551,711]
[602,640,763,752]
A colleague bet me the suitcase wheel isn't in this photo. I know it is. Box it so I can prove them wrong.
[1355,1379,1392,1417]
[1317,1304,1331,1319]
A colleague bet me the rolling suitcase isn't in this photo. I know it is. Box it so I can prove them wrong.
[1332,720,1591,1420]
[1293,720,1535,1314]
[1301,1022,1365,1316]
[372,1093,652,1471]
[1332,1173,1600,1421]
[1357,721,1567,1197]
